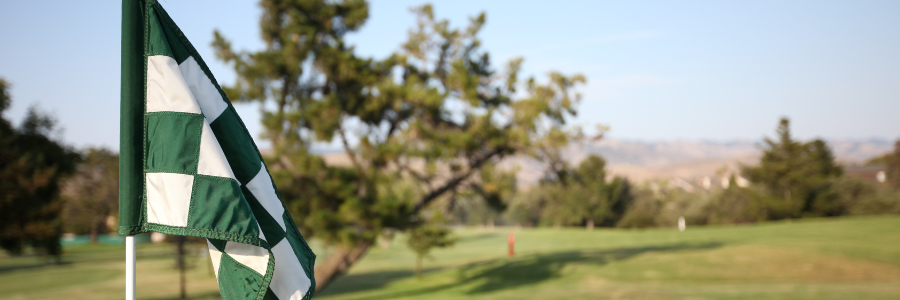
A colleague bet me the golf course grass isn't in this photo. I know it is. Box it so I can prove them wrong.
[1,216,899,299]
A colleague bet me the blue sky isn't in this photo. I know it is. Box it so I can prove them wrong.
[1,0,898,150]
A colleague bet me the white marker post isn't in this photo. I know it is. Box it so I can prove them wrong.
[126,235,136,300]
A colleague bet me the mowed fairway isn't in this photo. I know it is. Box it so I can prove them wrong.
[0,242,222,300]
[1,216,899,299]
[317,216,900,300]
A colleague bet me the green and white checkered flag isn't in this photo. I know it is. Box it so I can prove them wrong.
[119,1,315,299]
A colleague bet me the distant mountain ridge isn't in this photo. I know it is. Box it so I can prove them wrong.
[557,138,896,183]
[579,138,894,166]
[319,138,896,184]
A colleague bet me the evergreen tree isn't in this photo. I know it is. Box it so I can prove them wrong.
[405,212,455,279]
[61,148,118,243]
[886,140,900,189]
[450,163,517,226]
[742,118,843,218]
[601,176,634,226]
[213,1,584,289]
[0,78,79,260]
[533,154,633,229]
[572,155,610,229]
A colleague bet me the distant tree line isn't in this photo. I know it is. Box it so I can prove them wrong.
[499,154,633,229]
[61,148,119,242]
[0,79,79,260]
[0,78,123,261]
[492,118,900,229]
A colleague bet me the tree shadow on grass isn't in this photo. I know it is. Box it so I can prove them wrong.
[456,232,500,243]
[145,290,222,300]
[0,250,172,274]
[460,241,723,295]
[330,241,723,299]
[316,268,442,297]
[0,261,73,273]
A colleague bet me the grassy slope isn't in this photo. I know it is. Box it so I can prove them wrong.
[0,216,898,299]
[317,216,900,300]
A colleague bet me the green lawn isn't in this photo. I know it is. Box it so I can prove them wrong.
[318,216,900,300]
[1,216,899,299]
[0,241,221,300]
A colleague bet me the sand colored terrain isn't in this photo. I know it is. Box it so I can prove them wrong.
[318,138,893,184]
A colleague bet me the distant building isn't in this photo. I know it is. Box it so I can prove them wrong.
[735,175,750,188]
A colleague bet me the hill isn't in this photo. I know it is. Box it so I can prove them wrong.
[497,138,895,184]
[321,138,894,184]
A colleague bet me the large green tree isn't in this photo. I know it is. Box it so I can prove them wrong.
[213,1,583,290]
[0,78,79,260]
[448,162,517,226]
[61,148,118,243]
[742,118,843,218]
[531,154,633,229]
[864,140,900,189]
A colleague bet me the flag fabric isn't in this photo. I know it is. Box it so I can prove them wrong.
[118,1,315,299]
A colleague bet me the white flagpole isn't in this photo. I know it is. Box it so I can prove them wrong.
[126,235,136,300]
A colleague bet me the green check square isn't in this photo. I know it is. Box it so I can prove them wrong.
[190,175,260,238]
[145,111,203,174]
[210,108,261,184]
[217,253,267,300]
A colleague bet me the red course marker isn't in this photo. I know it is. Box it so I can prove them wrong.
[507,232,515,258]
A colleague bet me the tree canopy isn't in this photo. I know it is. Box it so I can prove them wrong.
[213,0,584,289]
[742,118,843,218]
[520,154,633,229]
[61,148,118,243]
[883,141,900,189]
[0,78,79,259]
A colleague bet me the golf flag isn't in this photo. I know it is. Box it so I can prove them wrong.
[118,1,315,299]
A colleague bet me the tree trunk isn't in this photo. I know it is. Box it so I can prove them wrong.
[586,219,594,231]
[313,242,371,294]
[89,217,103,244]
[89,224,99,244]
[176,236,187,299]
[415,254,422,279]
